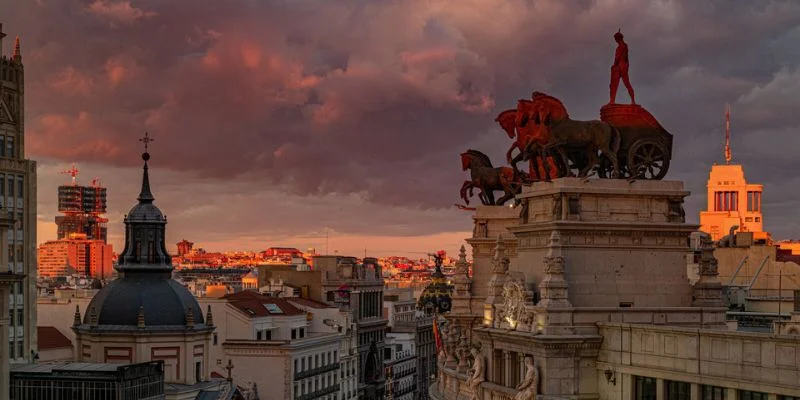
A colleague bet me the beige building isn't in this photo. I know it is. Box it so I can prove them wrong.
[699,164,766,242]
[432,178,800,400]
[204,291,347,400]
[0,24,38,366]
[258,256,390,398]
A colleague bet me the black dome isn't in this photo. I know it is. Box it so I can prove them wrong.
[127,202,164,221]
[84,271,204,327]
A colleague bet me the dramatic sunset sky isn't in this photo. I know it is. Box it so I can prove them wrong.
[4,1,800,257]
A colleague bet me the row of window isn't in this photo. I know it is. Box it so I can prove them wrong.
[359,291,383,319]
[294,350,339,374]
[712,191,761,212]
[291,327,306,340]
[0,137,16,159]
[633,375,798,400]
[293,370,338,398]
[358,329,385,346]
[0,173,24,199]
[1,68,21,84]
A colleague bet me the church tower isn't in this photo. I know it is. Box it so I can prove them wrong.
[73,141,213,385]
[0,23,38,364]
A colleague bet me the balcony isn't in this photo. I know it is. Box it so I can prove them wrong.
[293,363,340,380]
[296,383,340,400]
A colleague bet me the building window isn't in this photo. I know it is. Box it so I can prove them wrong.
[633,376,657,400]
[6,137,12,158]
[299,327,305,338]
[213,333,218,345]
[714,191,738,212]
[195,361,202,383]
[7,177,13,198]
[265,330,272,340]
[291,329,297,340]
[740,391,768,400]
[665,380,690,400]
[747,191,761,212]
[779,396,800,400]
[257,331,263,340]
[701,385,726,400]
[16,177,22,198]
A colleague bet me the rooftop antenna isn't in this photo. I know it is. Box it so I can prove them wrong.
[724,104,732,164]
[61,163,79,185]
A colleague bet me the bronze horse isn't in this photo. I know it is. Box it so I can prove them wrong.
[460,150,521,206]
[522,107,622,179]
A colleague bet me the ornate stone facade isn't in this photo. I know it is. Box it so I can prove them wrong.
[431,179,752,400]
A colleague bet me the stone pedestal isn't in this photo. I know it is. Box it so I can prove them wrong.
[508,178,725,330]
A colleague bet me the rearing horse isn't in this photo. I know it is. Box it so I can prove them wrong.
[496,95,562,181]
[460,150,519,206]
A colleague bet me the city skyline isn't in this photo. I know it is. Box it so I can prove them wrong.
[8,1,800,256]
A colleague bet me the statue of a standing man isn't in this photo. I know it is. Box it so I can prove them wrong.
[609,29,635,105]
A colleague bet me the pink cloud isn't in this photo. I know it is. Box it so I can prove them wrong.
[86,0,157,25]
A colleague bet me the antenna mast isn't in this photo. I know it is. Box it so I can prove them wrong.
[724,104,732,164]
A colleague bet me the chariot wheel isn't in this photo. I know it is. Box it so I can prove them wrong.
[627,139,669,180]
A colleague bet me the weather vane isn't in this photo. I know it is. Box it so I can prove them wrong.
[139,132,154,152]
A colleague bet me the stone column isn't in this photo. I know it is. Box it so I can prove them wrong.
[656,378,664,400]
[690,383,700,400]
[503,351,511,387]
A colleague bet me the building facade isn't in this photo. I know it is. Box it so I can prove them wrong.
[258,255,389,399]
[699,164,766,242]
[10,361,165,400]
[432,178,800,400]
[200,291,348,400]
[0,24,37,365]
[38,233,113,279]
[384,287,436,399]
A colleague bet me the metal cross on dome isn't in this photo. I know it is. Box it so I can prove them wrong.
[139,132,154,152]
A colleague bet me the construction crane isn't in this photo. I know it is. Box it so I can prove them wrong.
[61,163,79,185]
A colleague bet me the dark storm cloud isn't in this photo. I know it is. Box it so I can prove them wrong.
[7,0,800,242]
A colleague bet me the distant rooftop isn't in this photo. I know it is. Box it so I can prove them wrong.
[223,290,305,317]
[37,326,72,350]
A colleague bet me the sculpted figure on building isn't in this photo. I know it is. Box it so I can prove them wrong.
[466,348,485,400]
[513,357,539,400]
[458,30,675,207]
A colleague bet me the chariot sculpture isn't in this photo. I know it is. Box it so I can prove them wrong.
[458,29,674,207]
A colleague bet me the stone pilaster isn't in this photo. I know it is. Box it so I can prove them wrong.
[535,231,574,334]
[693,233,724,308]
[485,237,510,328]
[451,245,472,315]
